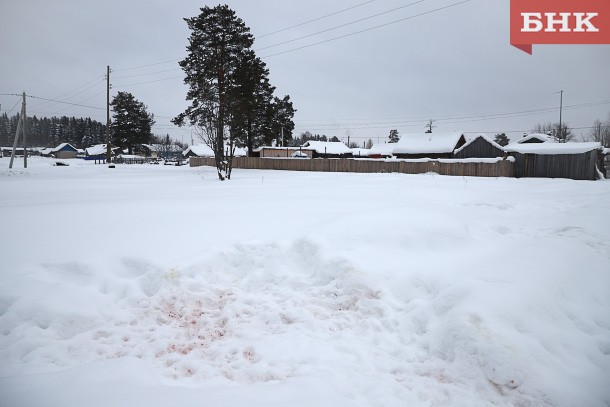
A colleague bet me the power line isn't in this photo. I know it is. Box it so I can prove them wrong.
[113,76,184,88]
[113,68,181,80]
[47,75,105,101]
[291,100,610,129]
[2,97,22,115]
[31,79,105,112]
[52,90,107,115]
[261,0,472,58]
[258,0,377,39]
[24,95,105,111]
[113,58,180,72]
[256,0,427,52]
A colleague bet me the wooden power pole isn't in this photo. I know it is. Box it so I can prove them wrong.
[9,92,27,169]
[558,90,563,142]
[106,65,111,163]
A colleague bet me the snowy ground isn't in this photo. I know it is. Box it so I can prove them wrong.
[1,157,609,407]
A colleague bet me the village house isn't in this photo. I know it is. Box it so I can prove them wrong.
[255,146,314,158]
[301,141,353,158]
[453,134,505,159]
[392,132,467,159]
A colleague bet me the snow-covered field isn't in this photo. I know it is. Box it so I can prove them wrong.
[1,157,609,407]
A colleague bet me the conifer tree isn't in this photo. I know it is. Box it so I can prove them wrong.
[173,5,254,180]
[493,133,509,147]
[110,91,155,154]
[388,129,399,143]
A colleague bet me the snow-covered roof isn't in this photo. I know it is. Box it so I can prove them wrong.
[182,144,247,157]
[142,144,183,153]
[516,133,554,144]
[256,146,314,151]
[85,144,110,156]
[505,142,602,155]
[368,143,395,156]
[301,141,352,155]
[52,143,77,153]
[454,134,504,154]
[350,148,371,157]
[392,132,466,154]
[183,144,214,157]
[232,147,247,157]
[291,151,308,158]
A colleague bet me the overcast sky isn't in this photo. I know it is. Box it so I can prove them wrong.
[1,0,609,145]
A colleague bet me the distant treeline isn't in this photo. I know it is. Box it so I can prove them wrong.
[0,113,107,148]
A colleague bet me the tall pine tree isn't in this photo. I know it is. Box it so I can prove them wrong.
[110,92,155,154]
[173,5,254,180]
[228,50,275,156]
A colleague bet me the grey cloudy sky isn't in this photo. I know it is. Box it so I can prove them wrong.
[1,0,609,145]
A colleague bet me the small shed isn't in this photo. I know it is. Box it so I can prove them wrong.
[301,141,353,158]
[393,132,467,159]
[454,134,505,159]
[51,143,78,159]
[505,142,603,180]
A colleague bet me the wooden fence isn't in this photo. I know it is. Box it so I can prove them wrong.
[511,150,599,181]
[189,157,514,178]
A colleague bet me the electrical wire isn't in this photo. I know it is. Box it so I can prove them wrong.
[290,100,610,130]
[256,0,427,52]
[260,0,472,58]
[113,76,184,88]
[25,95,105,111]
[2,97,22,115]
[113,68,181,80]
[257,0,377,38]
[113,58,180,72]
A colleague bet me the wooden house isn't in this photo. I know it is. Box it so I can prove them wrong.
[51,143,78,159]
[454,134,505,159]
[301,141,353,158]
[393,132,467,159]
[256,146,314,158]
[182,144,247,158]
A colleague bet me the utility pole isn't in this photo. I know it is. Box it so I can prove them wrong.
[558,90,563,142]
[23,92,27,168]
[425,119,436,133]
[9,92,27,169]
[106,65,111,163]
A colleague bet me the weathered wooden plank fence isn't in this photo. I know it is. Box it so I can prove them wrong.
[511,151,599,181]
[189,157,514,178]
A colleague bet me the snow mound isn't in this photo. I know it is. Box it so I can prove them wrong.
[3,237,607,405]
